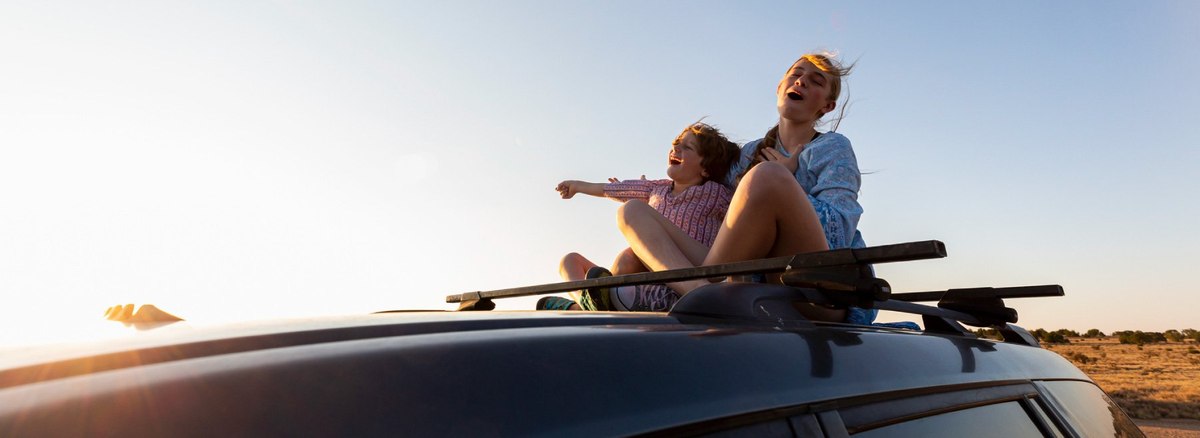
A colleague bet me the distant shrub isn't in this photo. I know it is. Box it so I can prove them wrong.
[1030,328,1079,343]
[1043,332,1069,344]
[1115,331,1167,345]
[972,328,1002,340]
[1064,352,1095,365]
[1165,330,1184,342]
[1055,329,1081,338]
[1183,328,1199,341]
[1084,328,1106,338]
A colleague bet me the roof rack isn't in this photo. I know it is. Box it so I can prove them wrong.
[445,240,1063,347]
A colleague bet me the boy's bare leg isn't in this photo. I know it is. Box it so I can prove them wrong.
[610,247,648,276]
[616,200,712,295]
[559,252,598,281]
[556,253,598,310]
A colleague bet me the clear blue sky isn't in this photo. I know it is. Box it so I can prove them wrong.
[2,1,1197,345]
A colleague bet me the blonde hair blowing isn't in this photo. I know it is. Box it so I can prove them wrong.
[781,52,854,131]
[739,52,855,181]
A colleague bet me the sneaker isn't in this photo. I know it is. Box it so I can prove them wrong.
[536,296,578,311]
[579,267,614,311]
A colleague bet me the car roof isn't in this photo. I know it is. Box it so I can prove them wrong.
[0,309,1088,436]
[1,240,1091,435]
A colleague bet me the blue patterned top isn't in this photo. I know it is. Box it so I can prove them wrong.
[724,131,866,250]
[724,131,876,325]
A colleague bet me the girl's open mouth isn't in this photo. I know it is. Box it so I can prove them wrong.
[787,91,803,101]
[668,158,682,165]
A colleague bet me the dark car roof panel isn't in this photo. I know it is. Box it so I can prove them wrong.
[0,312,674,389]
[0,322,1089,436]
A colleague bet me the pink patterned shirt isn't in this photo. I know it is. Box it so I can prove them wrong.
[604,179,732,247]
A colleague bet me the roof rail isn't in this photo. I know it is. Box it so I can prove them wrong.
[446,240,1062,347]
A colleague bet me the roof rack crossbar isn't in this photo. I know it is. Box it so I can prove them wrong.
[882,285,1062,327]
[876,300,988,328]
[446,238,1060,347]
[876,299,1042,347]
[445,240,946,304]
[890,285,1064,303]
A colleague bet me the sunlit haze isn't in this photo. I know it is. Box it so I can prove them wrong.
[3,1,1198,347]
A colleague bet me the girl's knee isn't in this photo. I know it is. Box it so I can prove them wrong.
[743,162,793,187]
[739,162,800,199]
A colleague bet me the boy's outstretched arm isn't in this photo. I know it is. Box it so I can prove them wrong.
[556,180,606,199]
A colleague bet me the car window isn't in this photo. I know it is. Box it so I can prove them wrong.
[1026,397,1067,438]
[1037,380,1142,438]
[694,418,794,438]
[851,401,1043,437]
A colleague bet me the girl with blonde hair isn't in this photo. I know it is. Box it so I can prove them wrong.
[616,52,873,324]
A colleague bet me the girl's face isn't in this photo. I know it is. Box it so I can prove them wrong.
[666,131,707,185]
[776,60,837,124]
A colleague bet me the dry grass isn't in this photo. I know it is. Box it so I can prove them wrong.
[1045,338,1200,420]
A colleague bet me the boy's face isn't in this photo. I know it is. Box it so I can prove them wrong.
[666,131,707,185]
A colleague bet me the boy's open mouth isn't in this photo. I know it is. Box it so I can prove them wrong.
[787,91,803,101]
[668,158,682,166]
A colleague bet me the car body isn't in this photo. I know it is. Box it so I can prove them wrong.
[0,286,1141,437]
[0,241,1144,436]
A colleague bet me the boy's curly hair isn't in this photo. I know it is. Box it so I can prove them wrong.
[672,121,740,187]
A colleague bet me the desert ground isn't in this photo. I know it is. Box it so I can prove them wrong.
[1044,337,1200,437]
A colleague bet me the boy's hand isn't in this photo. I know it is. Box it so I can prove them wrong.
[556,180,583,199]
[556,180,610,199]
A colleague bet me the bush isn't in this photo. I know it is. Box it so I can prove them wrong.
[1064,352,1095,365]
[1084,328,1106,338]
[972,328,1002,340]
[1115,331,1167,345]
[1043,331,1069,344]
[1165,330,1184,342]
[1055,329,1081,338]
[1181,328,1199,341]
[1031,328,1079,343]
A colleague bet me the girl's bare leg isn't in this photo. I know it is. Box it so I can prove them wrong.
[703,162,828,265]
[705,163,842,321]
